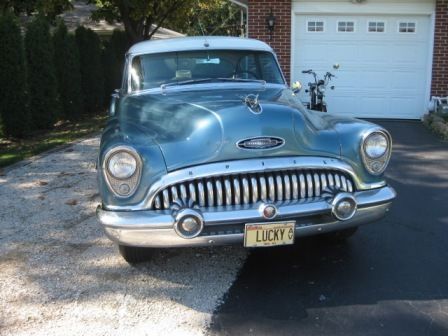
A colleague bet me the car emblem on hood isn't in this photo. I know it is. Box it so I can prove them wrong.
[244,94,262,114]
[237,136,285,150]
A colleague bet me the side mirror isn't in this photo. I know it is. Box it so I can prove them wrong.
[109,89,120,116]
[333,63,340,70]
[292,81,302,94]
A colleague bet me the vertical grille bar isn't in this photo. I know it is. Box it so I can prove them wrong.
[180,184,187,202]
[276,175,283,201]
[224,178,232,205]
[341,175,348,192]
[328,173,334,188]
[207,181,214,207]
[154,195,161,209]
[259,176,267,201]
[189,183,196,204]
[215,179,223,206]
[306,173,313,198]
[233,177,241,205]
[313,173,320,197]
[335,174,341,189]
[320,173,327,192]
[171,186,179,202]
[268,175,275,201]
[284,174,291,200]
[291,174,299,200]
[242,177,250,205]
[198,181,205,207]
[347,179,354,193]
[299,173,306,198]
[163,189,170,209]
[251,177,258,203]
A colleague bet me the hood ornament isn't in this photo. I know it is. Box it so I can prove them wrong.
[244,94,262,114]
[237,136,285,150]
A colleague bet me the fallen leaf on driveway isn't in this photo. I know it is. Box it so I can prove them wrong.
[37,195,45,200]
[65,199,78,206]
[38,180,48,186]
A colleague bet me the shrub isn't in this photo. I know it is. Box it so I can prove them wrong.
[53,21,83,120]
[0,14,31,138]
[76,26,104,114]
[102,30,129,105]
[25,16,60,129]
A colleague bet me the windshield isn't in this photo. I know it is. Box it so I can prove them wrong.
[128,50,285,92]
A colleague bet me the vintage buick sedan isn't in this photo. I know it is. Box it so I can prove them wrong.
[96,36,396,263]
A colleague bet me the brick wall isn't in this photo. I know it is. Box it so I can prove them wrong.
[248,0,291,83]
[432,0,448,97]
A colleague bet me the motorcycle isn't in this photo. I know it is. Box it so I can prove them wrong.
[295,64,340,112]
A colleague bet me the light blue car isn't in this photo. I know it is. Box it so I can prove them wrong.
[96,36,396,263]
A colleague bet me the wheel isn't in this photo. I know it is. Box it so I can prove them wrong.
[320,227,358,242]
[118,245,154,264]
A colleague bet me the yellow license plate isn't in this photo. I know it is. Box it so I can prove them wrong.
[244,221,295,248]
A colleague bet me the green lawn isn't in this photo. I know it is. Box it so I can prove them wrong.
[0,114,107,168]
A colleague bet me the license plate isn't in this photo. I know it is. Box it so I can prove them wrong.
[244,221,295,248]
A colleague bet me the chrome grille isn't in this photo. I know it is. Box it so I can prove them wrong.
[152,169,355,210]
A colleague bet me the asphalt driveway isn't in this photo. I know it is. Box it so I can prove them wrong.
[210,120,448,336]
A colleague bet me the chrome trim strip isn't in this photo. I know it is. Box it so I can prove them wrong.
[98,186,396,248]
[105,156,387,211]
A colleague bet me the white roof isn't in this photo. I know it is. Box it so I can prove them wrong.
[128,36,273,55]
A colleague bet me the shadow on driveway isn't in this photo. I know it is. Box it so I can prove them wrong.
[210,120,448,336]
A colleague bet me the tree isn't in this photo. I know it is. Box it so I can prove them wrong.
[90,0,195,43]
[53,21,83,120]
[75,26,104,114]
[176,0,241,37]
[1,0,72,21]
[25,15,59,129]
[0,14,30,138]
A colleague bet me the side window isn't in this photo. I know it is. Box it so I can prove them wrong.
[368,21,385,33]
[399,22,416,33]
[307,21,324,32]
[338,21,355,32]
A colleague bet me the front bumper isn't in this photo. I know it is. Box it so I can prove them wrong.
[97,185,396,248]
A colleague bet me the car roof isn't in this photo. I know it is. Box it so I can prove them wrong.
[128,36,274,55]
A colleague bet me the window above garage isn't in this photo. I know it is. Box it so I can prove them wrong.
[307,21,324,32]
[338,21,355,32]
[399,22,416,33]
[368,21,385,33]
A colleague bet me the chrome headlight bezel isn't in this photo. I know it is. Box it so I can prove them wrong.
[103,146,142,198]
[360,129,392,176]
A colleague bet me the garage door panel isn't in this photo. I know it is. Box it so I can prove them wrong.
[293,13,431,119]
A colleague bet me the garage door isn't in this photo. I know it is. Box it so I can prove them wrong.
[293,14,432,119]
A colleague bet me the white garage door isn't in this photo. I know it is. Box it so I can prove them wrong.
[293,14,432,119]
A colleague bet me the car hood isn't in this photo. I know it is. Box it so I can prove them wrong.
[117,86,342,171]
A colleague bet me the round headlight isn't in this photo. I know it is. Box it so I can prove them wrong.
[107,151,137,179]
[318,86,326,94]
[364,132,388,159]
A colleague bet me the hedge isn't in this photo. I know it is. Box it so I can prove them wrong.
[25,16,60,129]
[76,26,104,114]
[0,14,31,138]
[53,21,83,120]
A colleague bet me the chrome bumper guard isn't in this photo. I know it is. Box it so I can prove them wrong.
[97,186,396,248]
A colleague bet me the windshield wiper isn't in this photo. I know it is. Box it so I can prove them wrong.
[161,77,266,89]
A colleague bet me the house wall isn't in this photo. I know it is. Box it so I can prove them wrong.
[247,0,291,82]
[432,0,448,97]
[248,0,448,97]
